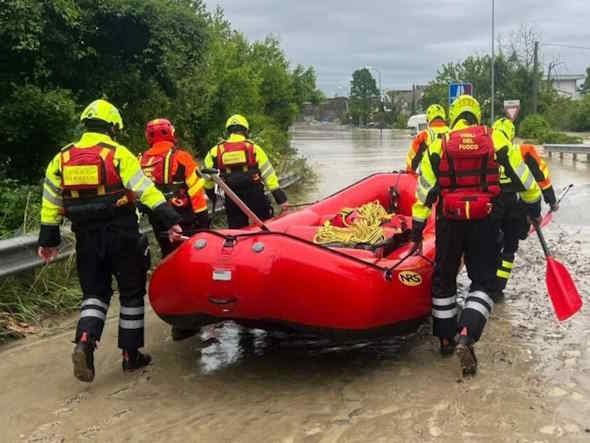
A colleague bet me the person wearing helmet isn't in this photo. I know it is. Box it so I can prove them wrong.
[37,99,182,383]
[409,95,542,376]
[203,114,289,228]
[492,117,558,298]
[405,104,449,173]
[140,118,209,257]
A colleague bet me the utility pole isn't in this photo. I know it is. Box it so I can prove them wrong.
[532,40,539,114]
[411,84,416,114]
[491,0,495,124]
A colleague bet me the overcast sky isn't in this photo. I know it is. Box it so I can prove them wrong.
[205,1,590,96]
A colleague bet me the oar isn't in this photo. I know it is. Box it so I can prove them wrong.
[201,168,270,231]
[529,184,574,233]
[532,220,582,321]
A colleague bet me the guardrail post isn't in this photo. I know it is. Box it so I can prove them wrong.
[587,154,590,162]
[548,151,552,158]
[560,152,564,159]
[573,153,577,161]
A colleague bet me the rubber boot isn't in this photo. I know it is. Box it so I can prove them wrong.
[440,337,456,357]
[455,327,477,376]
[122,349,152,372]
[72,332,96,383]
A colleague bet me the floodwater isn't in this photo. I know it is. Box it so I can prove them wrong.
[2,124,590,442]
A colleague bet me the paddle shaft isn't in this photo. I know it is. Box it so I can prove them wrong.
[201,168,270,231]
[532,220,551,257]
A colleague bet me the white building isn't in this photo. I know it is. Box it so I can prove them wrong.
[550,74,585,100]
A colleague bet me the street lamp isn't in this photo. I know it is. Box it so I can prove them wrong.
[491,0,495,124]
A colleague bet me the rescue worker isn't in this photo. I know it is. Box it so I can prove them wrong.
[405,104,449,173]
[140,118,209,257]
[493,117,558,296]
[37,99,182,383]
[204,114,288,228]
[409,95,542,375]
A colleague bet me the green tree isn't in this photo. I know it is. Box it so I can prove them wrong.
[580,66,590,95]
[349,68,379,126]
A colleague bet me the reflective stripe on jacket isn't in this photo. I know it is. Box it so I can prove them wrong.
[41,132,167,226]
[140,141,207,214]
[203,133,281,191]
[412,120,541,224]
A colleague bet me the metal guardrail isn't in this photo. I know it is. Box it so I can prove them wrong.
[0,174,301,278]
[544,144,590,158]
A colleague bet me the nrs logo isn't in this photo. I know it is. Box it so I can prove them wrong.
[398,271,422,286]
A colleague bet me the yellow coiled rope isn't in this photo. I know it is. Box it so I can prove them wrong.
[313,201,393,246]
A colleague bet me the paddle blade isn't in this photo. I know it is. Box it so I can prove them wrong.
[546,257,583,321]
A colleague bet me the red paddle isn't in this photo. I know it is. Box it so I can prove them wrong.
[529,184,573,233]
[532,220,582,321]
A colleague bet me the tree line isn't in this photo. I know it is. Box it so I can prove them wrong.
[0,0,322,184]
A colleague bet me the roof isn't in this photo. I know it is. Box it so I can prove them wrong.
[551,74,585,81]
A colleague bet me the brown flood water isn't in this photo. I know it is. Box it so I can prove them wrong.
[1,124,590,442]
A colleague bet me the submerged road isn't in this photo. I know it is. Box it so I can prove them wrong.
[2,124,590,442]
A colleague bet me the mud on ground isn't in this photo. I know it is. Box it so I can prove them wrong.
[1,223,589,443]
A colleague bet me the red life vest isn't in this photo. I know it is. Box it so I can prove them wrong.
[60,143,130,215]
[216,141,261,189]
[140,148,189,208]
[438,126,500,220]
[216,141,257,170]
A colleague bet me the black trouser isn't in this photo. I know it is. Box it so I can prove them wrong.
[496,192,529,291]
[150,206,209,258]
[431,216,501,342]
[74,218,150,350]
[225,185,272,229]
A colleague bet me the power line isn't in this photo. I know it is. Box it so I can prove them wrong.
[541,43,590,51]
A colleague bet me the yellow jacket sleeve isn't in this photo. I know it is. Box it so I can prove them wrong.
[114,144,167,210]
[411,139,440,224]
[203,146,217,190]
[40,152,64,227]
[492,131,541,205]
[255,145,280,191]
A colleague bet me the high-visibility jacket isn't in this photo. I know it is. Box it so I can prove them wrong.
[498,143,556,205]
[204,134,285,205]
[40,132,179,246]
[140,141,207,214]
[405,120,448,173]
[411,120,541,233]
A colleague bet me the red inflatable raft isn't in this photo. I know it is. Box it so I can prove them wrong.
[149,172,436,338]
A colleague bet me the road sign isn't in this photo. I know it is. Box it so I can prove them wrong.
[504,99,521,121]
[448,82,473,106]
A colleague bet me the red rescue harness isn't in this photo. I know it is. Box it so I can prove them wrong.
[438,126,500,220]
[140,148,189,207]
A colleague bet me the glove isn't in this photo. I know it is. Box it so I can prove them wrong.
[168,224,183,243]
[280,202,290,214]
[38,246,58,263]
[550,202,559,212]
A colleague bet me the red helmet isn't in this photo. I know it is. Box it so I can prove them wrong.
[145,118,176,145]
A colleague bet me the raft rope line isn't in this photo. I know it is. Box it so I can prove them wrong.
[188,228,433,281]
[312,201,394,246]
[288,170,404,208]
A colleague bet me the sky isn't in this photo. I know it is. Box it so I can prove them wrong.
[204,0,590,96]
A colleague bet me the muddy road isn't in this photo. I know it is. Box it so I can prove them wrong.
[2,125,590,442]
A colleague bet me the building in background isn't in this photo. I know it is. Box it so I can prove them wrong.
[550,74,585,100]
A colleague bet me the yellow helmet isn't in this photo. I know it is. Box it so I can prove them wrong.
[449,95,481,126]
[426,104,446,124]
[80,99,124,130]
[225,114,249,132]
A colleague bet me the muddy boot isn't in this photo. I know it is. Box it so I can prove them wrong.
[72,332,96,383]
[122,349,152,372]
[456,329,477,376]
[439,337,456,356]
[171,326,199,341]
